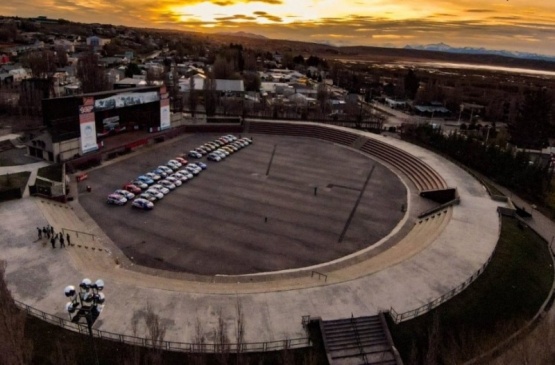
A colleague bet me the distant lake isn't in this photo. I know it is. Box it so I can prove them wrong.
[398,61,555,78]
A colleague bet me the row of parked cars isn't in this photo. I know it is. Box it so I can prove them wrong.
[106,134,251,210]
[107,156,207,209]
[187,135,253,162]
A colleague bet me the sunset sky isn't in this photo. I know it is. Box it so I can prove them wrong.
[2,0,555,55]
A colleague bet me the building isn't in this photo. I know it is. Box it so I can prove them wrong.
[27,86,170,162]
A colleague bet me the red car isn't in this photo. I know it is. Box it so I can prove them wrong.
[123,183,142,194]
[175,157,188,165]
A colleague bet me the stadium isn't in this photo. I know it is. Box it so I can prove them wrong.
[2,91,502,363]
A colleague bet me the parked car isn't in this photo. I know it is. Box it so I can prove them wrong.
[137,175,154,185]
[185,165,201,175]
[107,193,127,205]
[131,180,149,190]
[157,166,173,175]
[159,179,176,190]
[123,183,142,194]
[172,173,189,182]
[165,176,182,187]
[145,172,161,181]
[152,168,168,178]
[207,153,221,162]
[151,184,170,195]
[114,189,135,200]
[132,198,154,210]
[175,157,188,165]
[145,188,164,200]
[188,150,202,159]
[192,162,207,170]
[139,191,158,202]
[177,170,194,179]
[167,160,182,170]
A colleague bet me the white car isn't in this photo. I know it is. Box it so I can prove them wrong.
[132,198,154,210]
[159,179,176,190]
[151,184,170,195]
[145,172,161,181]
[132,179,149,190]
[165,176,182,187]
[139,192,157,202]
[216,149,230,156]
[107,193,127,205]
[145,189,164,200]
[177,170,194,179]
[157,165,173,175]
[167,160,181,170]
[171,173,189,183]
[114,189,135,200]
[188,150,202,159]
[185,165,201,175]
[207,153,221,162]
[168,159,182,167]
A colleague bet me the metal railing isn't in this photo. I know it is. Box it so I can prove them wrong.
[389,250,495,323]
[14,300,311,353]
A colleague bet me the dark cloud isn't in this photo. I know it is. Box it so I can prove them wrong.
[215,14,257,21]
[466,9,493,13]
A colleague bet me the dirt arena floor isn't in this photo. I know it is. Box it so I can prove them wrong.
[78,133,406,275]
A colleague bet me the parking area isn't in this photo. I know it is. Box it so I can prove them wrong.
[77,133,406,275]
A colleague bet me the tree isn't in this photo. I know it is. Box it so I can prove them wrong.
[242,73,260,92]
[509,87,552,149]
[77,51,110,93]
[317,83,330,114]
[189,77,197,117]
[55,46,69,68]
[212,56,235,79]
[0,261,33,365]
[22,50,57,79]
[404,69,420,100]
[125,63,142,78]
[204,76,217,116]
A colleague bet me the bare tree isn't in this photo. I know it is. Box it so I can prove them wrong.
[55,46,69,68]
[189,77,198,117]
[21,50,57,79]
[0,261,33,365]
[204,75,218,117]
[77,50,110,93]
[215,309,230,365]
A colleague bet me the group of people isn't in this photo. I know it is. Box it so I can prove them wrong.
[37,225,71,249]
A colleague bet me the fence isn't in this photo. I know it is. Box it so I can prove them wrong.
[13,299,311,353]
[389,248,496,323]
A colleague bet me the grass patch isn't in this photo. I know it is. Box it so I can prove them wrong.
[0,171,31,190]
[388,216,553,364]
[37,164,63,182]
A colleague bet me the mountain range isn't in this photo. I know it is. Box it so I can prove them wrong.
[404,43,555,62]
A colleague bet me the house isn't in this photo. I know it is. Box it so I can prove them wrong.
[53,39,75,53]
[86,36,111,48]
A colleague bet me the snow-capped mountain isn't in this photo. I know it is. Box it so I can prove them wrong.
[404,43,555,62]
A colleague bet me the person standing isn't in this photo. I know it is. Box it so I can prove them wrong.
[50,226,54,236]
[42,227,47,237]
[50,237,55,249]
[60,235,65,248]
[66,233,71,246]
[37,227,42,239]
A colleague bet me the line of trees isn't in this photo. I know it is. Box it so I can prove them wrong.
[401,124,552,198]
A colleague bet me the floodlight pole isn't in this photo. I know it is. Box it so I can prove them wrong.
[64,279,104,365]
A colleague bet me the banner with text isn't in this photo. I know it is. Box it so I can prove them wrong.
[79,97,98,154]
[160,97,170,130]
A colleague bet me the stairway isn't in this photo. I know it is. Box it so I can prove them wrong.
[321,314,401,365]
[350,136,369,150]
